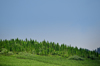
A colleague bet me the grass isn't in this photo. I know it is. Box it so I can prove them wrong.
[0,53,100,66]
[0,55,58,66]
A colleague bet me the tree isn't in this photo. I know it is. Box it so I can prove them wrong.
[56,43,60,51]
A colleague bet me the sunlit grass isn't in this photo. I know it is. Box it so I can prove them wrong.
[0,55,59,66]
[0,53,100,66]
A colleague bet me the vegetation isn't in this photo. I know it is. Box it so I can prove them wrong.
[0,38,100,66]
[0,38,99,59]
[0,54,100,66]
[68,55,84,60]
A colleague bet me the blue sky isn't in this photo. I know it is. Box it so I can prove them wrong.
[0,0,100,50]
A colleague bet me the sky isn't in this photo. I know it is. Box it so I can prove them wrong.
[0,0,100,50]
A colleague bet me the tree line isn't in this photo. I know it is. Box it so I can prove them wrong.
[0,38,99,59]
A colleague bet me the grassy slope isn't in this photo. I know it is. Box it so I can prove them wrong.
[0,55,58,66]
[0,54,100,66]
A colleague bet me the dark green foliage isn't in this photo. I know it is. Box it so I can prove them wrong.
[0,38,99,59]
[99,55,100,60]
[89,55,99,60]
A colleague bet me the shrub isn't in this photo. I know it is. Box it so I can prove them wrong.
[62,54,69,58]
[0,48,14,56]
[7,51,14,56]
[89,55,99,60]
[18,52,32,56]
[18,52,24,55]
[52,51,58,55]
[68,55,84,60]
[0,48,8,55]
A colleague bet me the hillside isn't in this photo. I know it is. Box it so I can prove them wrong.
[0,38,99,60]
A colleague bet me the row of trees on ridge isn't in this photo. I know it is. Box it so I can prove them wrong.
[0,38,99,59]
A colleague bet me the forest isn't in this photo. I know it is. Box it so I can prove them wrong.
[0,38,99,60]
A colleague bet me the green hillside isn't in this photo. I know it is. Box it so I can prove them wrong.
[0,38,100,66]
[0,53,100,66]
[0,38,99,59]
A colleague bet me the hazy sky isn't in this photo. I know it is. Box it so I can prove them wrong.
[0,0,100,50]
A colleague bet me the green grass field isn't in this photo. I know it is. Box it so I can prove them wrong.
[0,53,100,66]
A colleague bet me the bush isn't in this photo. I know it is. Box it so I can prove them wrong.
[0,48,8,55]
[7,51,14,56]
[0,48,14,56]
[62,54,69,58]
[68,55,84,60]
[18,52,32,56]
[89,55,99,60]
[52,51,58,55]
